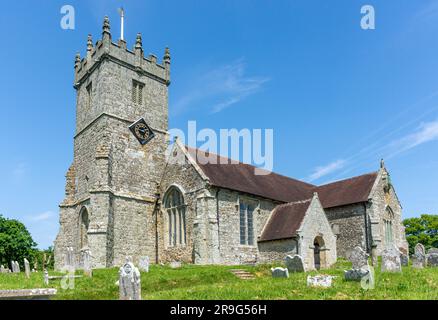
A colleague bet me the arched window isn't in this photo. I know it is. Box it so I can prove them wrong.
[164,187,186,247]
[384,207,394,246]
[79,207,89,249]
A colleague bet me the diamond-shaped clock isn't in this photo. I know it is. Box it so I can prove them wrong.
[129,118,155,145]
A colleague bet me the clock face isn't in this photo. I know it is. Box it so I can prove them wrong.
[129,118,155,145]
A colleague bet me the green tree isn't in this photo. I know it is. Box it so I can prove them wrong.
[403,214,438,254]
[0,214,37,269]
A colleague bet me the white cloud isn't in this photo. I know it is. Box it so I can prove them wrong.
[387,120,438,158]
[173,59,269,114]
[28,211,55,222]
[307,159,347,182]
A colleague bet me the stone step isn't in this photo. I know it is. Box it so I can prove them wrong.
[230,269,255,280]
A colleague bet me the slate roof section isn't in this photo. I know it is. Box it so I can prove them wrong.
[258,199,312,242]
[186,147,315,203]
[316,172,378,209]
[185,146,379,208]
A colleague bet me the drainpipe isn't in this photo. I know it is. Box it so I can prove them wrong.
[363,202,370,254]
[216,188,221,253]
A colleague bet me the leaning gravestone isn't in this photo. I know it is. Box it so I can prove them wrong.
[427,253,438,267]
[381,246,402,273]
[347,246,369,269]
[285,255,305,273]
[24,258,30,279]
[345,246,371,281]
[139,256,150,272]
[119,258,141,300]
[412,243,426,269]
[271,267,289,278]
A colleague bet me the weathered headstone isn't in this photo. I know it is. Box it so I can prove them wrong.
[371,244,378,267]
[307,275,334,288]
[0,265,6,273]
[81,249,92,277]
[427,248,438,255]
[139,256,150,272]
[170,261,182,269]
[400,253,409,267]
[427,253,438,267]
[24,258,30,278]
[271,267,289,278]
[285,255,305,273]
[119,258,141,300]
[347,246,369,269]
[381,246,402,273]
[344,267,370,281]
[43,270,49,285]
[412,243,426,269]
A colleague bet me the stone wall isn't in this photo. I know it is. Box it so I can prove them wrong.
[258,239,298,264]
[297,196,337,270]
[325,203,367,258]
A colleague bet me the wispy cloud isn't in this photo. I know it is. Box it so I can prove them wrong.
[387,120,438,159]
[413,2,438,22]
[173,59,269,114]
[307,159,347,182]
[28,211,55,222]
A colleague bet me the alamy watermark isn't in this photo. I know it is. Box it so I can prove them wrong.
[361,5,375,30]
[60,5,75,30]
[167,121,274,175]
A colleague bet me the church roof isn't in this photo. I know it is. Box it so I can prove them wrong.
[258,199,312,242]
[316,172,378,209]
[186,147,315,203]
[185,146,378,208]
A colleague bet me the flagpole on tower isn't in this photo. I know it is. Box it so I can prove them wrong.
[118,7,125,41]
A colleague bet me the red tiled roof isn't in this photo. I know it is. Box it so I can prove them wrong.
[258,199,311,242]
[185,146,378,208]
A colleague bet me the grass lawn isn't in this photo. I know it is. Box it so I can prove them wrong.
[0,259,437,300]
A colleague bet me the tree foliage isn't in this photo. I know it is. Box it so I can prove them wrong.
[0,214,37,269]
[403,214,438,254]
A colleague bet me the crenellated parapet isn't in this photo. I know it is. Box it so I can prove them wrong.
[73,16,170,89]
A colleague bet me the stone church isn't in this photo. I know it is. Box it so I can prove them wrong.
[54,17,408,271]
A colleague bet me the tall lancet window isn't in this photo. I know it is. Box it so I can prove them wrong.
[79,207,90,249]
[240,202,255,245]
[384,207,395,247]
[164,187,186,247]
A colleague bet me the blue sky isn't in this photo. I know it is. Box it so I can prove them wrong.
[1,0,438,249]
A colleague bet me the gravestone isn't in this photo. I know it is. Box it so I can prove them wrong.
[24,258,30,279]
[381,246,402,273]
[427,253,438,267]
[170,261,182,269]
[11,261,20,273]
[307,275,334,288]
[347,246,369,269]
[81,249,92,277]
[345,246,371,281]
[412,243,426,269]
[400,254,409,267]
[285,255,305,273]
[43,270,49,285]
[139,256,150,272]
[119,258,141,300]
[271,267,289,278]
[427,248,438,255]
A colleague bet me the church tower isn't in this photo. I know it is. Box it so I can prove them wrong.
[54,16,171,269]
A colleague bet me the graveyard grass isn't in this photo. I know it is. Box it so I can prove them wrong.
[0,259,437,300]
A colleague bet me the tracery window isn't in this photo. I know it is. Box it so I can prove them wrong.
[164,187,186,246]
